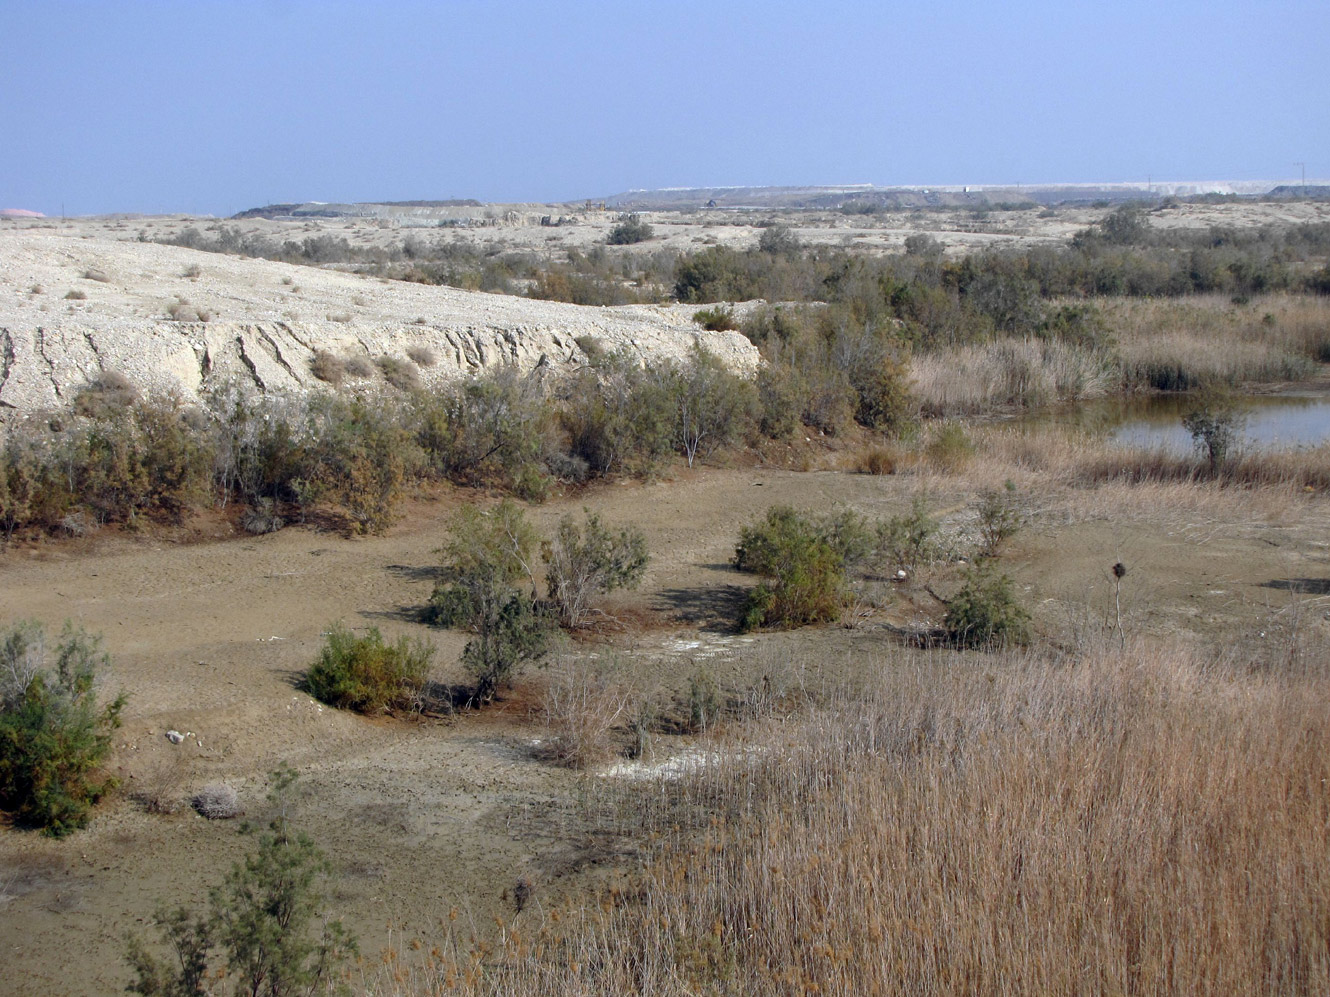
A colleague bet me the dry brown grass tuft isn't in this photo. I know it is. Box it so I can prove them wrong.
[407,345,438,367]
[309,349,346,385]
[855,443,897,475]
[130,752,191,815]
[343,354,376,379]
[539,662,637,769]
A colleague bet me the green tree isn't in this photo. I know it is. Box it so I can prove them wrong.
[659,347,757,468]
[429,501,552,702]
[126,769,357,997]
[0,621,125,835]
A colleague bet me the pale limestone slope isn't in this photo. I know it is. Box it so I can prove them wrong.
[0,228,757,416]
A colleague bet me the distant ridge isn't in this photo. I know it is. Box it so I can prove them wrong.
[229,180,1326,221]
[233,199,484,220]
[600,180,1298,211]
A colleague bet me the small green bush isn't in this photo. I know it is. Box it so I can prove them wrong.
[0,621,125,835]
[736,507,846,631]
[543,511,649,628]
[430,502,553,702]
[693,306,739,332]
[876,495,940,575]
[126,769,357,997]
[304,624,432,713]
[975,482,1024,558]
[943,565,1031,649]
[607,213,653,245]
[924,420,975,472]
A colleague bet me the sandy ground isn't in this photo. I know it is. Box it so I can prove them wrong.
[2,458,1329,995]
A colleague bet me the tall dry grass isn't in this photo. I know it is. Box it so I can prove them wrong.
[1106,294,1330,391]
[912,294,1330,416]
[912,338,1115,415]
[372,638,1330,996]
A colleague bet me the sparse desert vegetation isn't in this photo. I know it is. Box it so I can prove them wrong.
[3,194,1330,996]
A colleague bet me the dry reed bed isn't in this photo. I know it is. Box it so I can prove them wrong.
[889,423,1330,524]
[374,640,1330,996]
[911,294,1330,415]
[910,339,1115,415]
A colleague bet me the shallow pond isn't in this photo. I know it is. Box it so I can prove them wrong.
[1027,391,1330,454]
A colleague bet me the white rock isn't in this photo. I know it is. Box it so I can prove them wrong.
[165,730,185,744]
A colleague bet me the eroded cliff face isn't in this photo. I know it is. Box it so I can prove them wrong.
[0,227,758,418]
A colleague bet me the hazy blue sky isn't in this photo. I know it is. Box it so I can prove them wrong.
[3,1,1327,215]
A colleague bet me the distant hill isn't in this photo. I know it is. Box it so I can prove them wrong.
[600,180,1291,211]
[233,199,484,220]
[230,180,1321,221]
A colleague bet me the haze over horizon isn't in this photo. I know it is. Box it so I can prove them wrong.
[3,0,1327,217]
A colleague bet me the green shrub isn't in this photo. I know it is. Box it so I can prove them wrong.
[737,505,874,575]
[755,362,804,440]
[876,495,940,575]
[757,225,802,257]
[1182,391,1244,472]
[975,482,1024,558]
[304,624,432,713]
[943,565,1032,649]
[693,306,739,332]
[126,769,356,997]
[607,213,653,245]
[414,369,550,492]
[543,511,649,628]
[0,621,125,835]
[736,507,846,631]
[924,419,975,472]
[430,502,553,702]
[307,395,420,534]
[659,346,758,467]
[851,353,915,434]
[557,353,673,478]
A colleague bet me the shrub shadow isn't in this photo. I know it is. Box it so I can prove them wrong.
[655,584,750,633]
[1260,578,1330,595]
[385,563,444,583]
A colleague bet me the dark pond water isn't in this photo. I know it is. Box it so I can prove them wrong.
[1028,391,1330,454]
